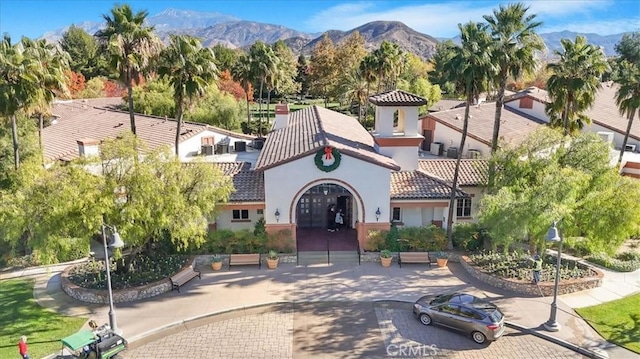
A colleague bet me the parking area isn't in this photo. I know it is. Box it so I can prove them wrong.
[123,301,584,359]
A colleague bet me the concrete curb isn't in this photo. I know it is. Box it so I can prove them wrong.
[505,321,609,359]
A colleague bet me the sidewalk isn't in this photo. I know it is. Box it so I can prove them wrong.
[4,259,640,359]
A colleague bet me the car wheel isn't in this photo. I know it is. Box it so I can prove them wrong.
[419,313,432,326]
[471,331,486,344]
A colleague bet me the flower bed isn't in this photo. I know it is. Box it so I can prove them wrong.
[68,255,188,290]
[587,252,640,272]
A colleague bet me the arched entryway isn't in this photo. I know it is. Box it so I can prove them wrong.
[294,182,360,259]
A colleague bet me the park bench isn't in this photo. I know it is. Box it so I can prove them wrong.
[398,252,432,268]
[229,253,261,269]
[170,262,201,292]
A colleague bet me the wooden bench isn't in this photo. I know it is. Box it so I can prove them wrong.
[229,253,261,269]
[170,263,201,292]
[398,252,432,268]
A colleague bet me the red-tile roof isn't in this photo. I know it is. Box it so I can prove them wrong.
[425,105,545,147]
[390,170,468,200]
[369,90,427,106]
[418,159,487,186]
[255,105,400,171]
[211,162,264,202]
[587,83,640,141]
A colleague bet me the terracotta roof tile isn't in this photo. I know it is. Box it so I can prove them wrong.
[211,162,264,202]
[587,83,640,140]
[425,105,545,147]
[369,90,427,106]
[390,170,468,200]
[418,159,487,186]
[505,86,550,103]
[428,99,466,112]
[255,105,400,171]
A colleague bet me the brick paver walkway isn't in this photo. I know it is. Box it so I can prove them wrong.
[123,302,584,359]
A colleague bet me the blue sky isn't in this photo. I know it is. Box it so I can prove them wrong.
[1,0,638,39]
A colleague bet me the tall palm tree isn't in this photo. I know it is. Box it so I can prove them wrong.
[443,22,495,249]
[371,41,404,92]
[0,35,41,170]
[546,36,609,136]
[95,4,160,136]
[157,35,217,156]
[232,54,253,130]
[338,67,368,123]
[359,54,378,120]
[484,3,544,154]
[249,41,278,136]
[615,61,640,163]
[21,38,70,160]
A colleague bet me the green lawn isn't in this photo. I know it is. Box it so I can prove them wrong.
[0,279,86,359]
[575,293,640,354]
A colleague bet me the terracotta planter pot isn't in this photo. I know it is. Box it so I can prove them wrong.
[266,258,279,269]
[380,257,392,267]
[436,258,448,267]
[211,261,223,271]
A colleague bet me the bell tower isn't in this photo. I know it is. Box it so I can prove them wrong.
[369,90,427,170]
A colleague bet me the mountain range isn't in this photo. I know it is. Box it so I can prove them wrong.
[42,7,628,60]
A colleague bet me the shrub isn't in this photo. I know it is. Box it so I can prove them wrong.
[366,230,388,251]
[452,223,486,252]
[398,225,446,251]
[587,252,640,272]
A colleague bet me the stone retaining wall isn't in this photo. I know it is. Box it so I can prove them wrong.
[458,255,603,296]
[61,258,198,304]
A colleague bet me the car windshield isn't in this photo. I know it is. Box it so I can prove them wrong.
[429,294,454,305]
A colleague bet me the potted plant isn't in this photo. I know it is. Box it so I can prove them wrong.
[435,251,448,267]
[210,254,223,271]
[266,250,279,269]
[380,249,393,267]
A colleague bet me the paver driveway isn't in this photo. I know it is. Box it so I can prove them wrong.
[123,301,584,359]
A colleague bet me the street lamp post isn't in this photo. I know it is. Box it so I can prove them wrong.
[543,221,562,332]
[102,223,125,335]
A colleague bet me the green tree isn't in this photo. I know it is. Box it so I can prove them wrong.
[400,52,433,83]
[295,54,311,100]
[614,32,640,164]
[338,67,368,123]
[212,44,239,73]
[397,77,441,115]
[186,87,244,131]
[272,40,299,98]
[0,35,42,170]
[359,54,378,121]
[0,115,39,189]
[95,4,161,136]
[130,79,175,117]
[429,40,458,95]
[59,25,109,80]
[309,34,338,106]
[484,3,544,155]
[614,32,640,65]
[80,76,107,98]
[371,40,405,92]
[231,53,254,131]
[443,22,495,249]
[249,41,278,135]
[157,35,217,156]
[546,36,610,136]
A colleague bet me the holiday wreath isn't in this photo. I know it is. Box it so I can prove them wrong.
[314,146,341,172]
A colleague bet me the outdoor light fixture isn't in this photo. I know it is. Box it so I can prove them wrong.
[102,223,125,335]
[543,221,563,332]
[375,207,381,222]
[275,209,280,222]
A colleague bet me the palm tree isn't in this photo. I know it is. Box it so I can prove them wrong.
[0,35,41,170]
[546,36,609,136]
[95,4,160,136]
[21,38,70,160]
[371,41,404,92]
[338,67,368,123]
[157,35,217,156]
[484,3,544,154]
[443,22,495,249]
[359,54,378,120]
[615,61,640,163]
[232,54,253,131]
[249,41,278,136]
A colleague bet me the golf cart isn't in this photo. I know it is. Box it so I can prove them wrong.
[57,323,127,359]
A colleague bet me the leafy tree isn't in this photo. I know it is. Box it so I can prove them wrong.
[157,34,217,156]
[271,40,299,98]
[481,128,640,254]
[546,36,609,135]
[428,40,458,95]
[614,32,640,164]
[186,87,244,131]
[442,22,495,249]
[231,53,254,131]
[95,4,161,136]
[309,34,338,106]
[249,41,278,135]
[65,70,86,98]
[400,52,433,83]
[59,25,110,80]
[295,54,311,100]
[397,77,441,115]
[371,40,405,92]
[80,76,107,98]
[0,114,39,189]
[359,54,378,121]
[130,79,174,117]
[614,32,640,65]
[218,69,247,101]
[337,66,368,123]
[212,44,239,73]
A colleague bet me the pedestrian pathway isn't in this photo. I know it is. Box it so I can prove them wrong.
[3,258,640,358]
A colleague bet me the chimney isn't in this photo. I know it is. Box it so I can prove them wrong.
[76,138,100,157]
[273,103,290,130]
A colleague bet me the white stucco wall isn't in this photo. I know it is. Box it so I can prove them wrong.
[582,123,639,152]
[216,209,262,231]
[263,153,391,225]
[433,123,490,157]
[378,146,419,170]
[179,129,254,161]
[375,107,420,136]
[505,99,548,123]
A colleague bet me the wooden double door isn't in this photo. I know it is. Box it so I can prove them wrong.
[297,194,352,229]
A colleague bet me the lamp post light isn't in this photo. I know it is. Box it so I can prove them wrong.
[543,221,562,332]
[274,209,280,223]
[375,207,381,222]
[102,223,125,335]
